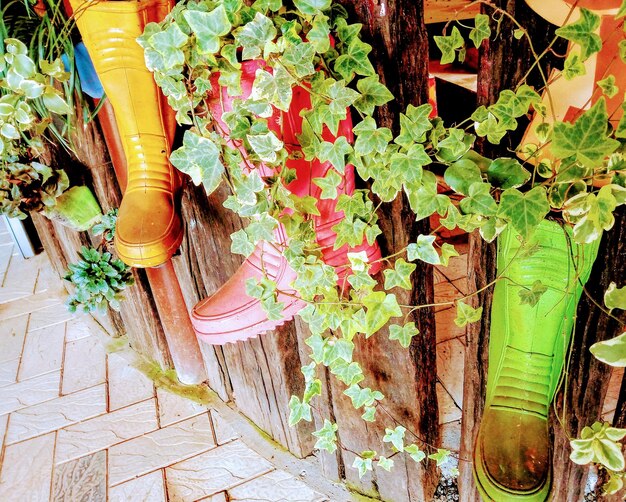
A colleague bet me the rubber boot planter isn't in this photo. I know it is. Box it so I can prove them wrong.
[191,61,381,344]
[473,220,599,501]
[70,0,183,268]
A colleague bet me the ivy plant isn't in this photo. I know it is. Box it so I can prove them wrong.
[138,0,626,480]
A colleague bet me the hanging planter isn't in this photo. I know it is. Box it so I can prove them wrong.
[44,185,102,231]
[473,219,600,501]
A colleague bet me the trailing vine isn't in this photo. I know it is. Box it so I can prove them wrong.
[137,0,626,484]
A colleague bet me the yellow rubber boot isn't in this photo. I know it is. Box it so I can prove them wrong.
[71,0,183,267]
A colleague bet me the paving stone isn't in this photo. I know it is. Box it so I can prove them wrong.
[61,335,106,395]
[0,314,28,363]
[56,399,158,464]
[197,492,228,502]
[18,322,66,381]
[210,409,239,445]
[5,384,106,444]
[109,470,166,502]
[0,357,20,388]
[0,370,61,416]
[0,288,64,320]
[65,318,97,342]
[0,432,55,501]
[108,352,154,411]
[108,413,215,486]
[0,286,32,305]
[0,243,14,285]
[436,337,465,408]
[228,469,327,502]
[0,414,7,445]
[157,387,208,427]
[52,450,106,502]
[28,302,75,332]
[165,440,273,501]
[2,252,44,295]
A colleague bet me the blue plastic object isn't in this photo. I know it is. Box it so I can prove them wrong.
[62,42,104,99]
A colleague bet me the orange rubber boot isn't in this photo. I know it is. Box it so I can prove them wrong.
[70,0,183,267]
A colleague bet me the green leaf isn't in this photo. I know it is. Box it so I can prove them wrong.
[183,5,231,55]
[334,38,376,82]
[361,406,376,422]
[434,26,464,65]
[331,360,364,386]
[383,426,406,452]
[377,456,394,471]
[593,438,626,471]
[353,117,392,155]
[590,332,626,367]
[597,75,618,98]
[459,182,498,216]
[170,131,224,195]
[247,131,283,162]
[230,229,255,256]
[406,234,440,265]
[354,76,394,116]
[604,282,626,310]
[42,89,70,115]
[455,301,482,327]
[518,280,548,307]
[317,137,352,174]
[562,52,587,80]
[444,159,483,196]
[498,187,550,240]
[395,104,433,148]
[428,449,451,466]
[307,15,331,53]
[470,14,491,48]
[567,186,617,243]
[405,444,426,463]
[486,158,531,189]
[313,420,338,453]
[383,259,416,291]
[440,243,459,266]
[293,0,331,15]
[552,98,620,167]
[352,455,373,478]
[251,66,294,111]
[283,42,316,78]
[362,291,402,336]
[236,12,277,60]
[344,384,384,409]
[288,395,312,426]
[555,8,601,61]
[389,322,419,348]
[313,169,342,199]
[148,23,188,68]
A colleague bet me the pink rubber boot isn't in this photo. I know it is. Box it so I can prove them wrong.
[192,62,380,344]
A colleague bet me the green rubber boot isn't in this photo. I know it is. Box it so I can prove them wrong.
[45,186,102,232]
[473,220,600,501]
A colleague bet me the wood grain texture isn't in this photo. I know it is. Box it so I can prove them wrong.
[424,0,480,24]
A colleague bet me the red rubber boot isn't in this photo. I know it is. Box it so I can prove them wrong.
[192,62,380,344]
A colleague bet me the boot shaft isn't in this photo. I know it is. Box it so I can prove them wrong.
[71,0,177,193]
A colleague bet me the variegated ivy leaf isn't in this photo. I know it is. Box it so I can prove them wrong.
[444,159,482,196]
[170,130,224,195]
[590,332,626,368]
[383,426,406,452]
[551,98,620,168]
[334,38,376,82]
[454,301,482,327]
[230,228,255,256]
[288,395,312,426]
[469,14,491,48]
[440,243,459,266]
[344,384,384,409]
[604,282,626,311]
[388,323,419,349]
[236,12,277,60]
[361,406,376,422]
[555,8,601,61]
[383,259,416,291]
[183,5,231,55]
[434,26,464,65]
[498,186,550,240]
[407,234,440,265]
[317,137,352,174]
[354,75,394,116]
[428,448,451,466]
[146,23,188,69]
[405,444,426,463]
[395,103,433,148]
[247,131,283,162]
[377,457,394,471]
[362,291,402,336]
[251,66,294,111]
[518,280,548,307]
[562,52,586,80]
[331,360,365,386]
[293,0,331,15]
[282,42,316,78]
[597,75,619,98]
[313,419,338,453]
[313,169,342,199]
[353,454,374,478]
